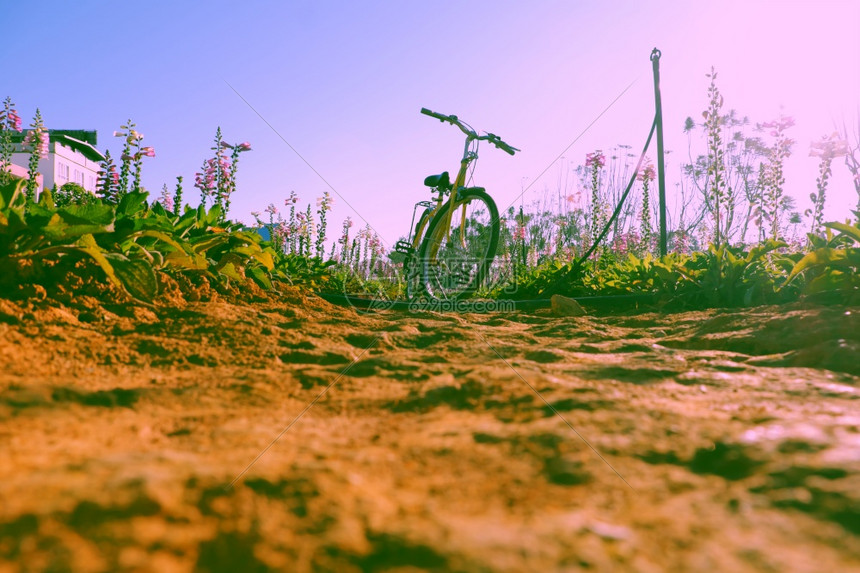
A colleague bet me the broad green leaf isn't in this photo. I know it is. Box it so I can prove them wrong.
[133,229,189,253]
[104,253,158,301]
[214,252,243,272]
[786,248,847,283]
[116,191,149,218]
[42,209,115,241]
[0,180,25,211]
[191,234,228,254]
[76,234,125,293]
[164,250,207,270]
[804,271,847,295]
[150,201,169,217]
[248,266,273,290]
[230,230,263,244]
[61,202,115,226]
[825,222,860,245]
[217,261,243,281]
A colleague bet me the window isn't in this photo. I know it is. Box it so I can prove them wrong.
[57,162,69,181]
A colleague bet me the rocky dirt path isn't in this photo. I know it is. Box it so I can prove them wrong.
[0,292,858,572]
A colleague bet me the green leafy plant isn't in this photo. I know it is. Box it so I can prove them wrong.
[786,222,860,303]
[0,179,156,300]
[54,182,96,208]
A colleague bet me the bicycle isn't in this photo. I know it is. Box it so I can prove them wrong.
[394,108,518,300]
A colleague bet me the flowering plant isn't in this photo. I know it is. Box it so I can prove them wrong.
[585,150,605,247]
[758,112,795,239]
[806,132,849,237]
[22,109,49,201]
[315,191,333,258]
[194,128,250,219]
[0,97,23,185]
[637,158,655,253]
[96,150,120,203]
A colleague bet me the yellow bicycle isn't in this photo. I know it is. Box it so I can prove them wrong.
[394,108,518,300]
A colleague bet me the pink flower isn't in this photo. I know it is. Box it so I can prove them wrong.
[809,132,848,159]
[761,115,795,132]
[637,159,656,182]
[236,142,251,152]
[23,128,49,159]
[9,112,23,132]
[140,146,155,157]
[1,107,23,133]
[585,151,605,168]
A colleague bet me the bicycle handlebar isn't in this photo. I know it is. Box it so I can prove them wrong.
[485,133,519,156]
[420,107,518,155]
[420,107,449,122]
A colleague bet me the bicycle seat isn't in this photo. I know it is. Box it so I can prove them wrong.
[423,172,450,189]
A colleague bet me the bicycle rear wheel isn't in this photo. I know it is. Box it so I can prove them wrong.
[418,188,500,300]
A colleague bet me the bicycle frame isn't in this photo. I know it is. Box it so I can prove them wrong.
[411,134,479,255]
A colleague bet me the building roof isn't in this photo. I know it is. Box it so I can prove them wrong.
[48,130,98,146]
[55,134,105,162]
[9,129,104,162]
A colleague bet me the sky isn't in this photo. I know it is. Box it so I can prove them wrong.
[3,1,859,248]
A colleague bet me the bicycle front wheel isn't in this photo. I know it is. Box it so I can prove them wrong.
[418,188,500,299]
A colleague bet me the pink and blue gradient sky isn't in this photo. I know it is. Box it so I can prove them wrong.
[3,1,858,245]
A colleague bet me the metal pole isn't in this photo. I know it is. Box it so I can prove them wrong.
[650,48,668,256]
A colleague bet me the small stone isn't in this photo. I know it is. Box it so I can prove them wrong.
[551,295,587,317]
[587,521,632,541]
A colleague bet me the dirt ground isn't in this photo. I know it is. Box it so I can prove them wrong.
[0,289,858,572]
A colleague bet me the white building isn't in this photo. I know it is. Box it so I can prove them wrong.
[9,130,104,193]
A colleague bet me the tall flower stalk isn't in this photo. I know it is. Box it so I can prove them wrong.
[702,68,731,245]
[759,113,795,239]
[22,109,49,201]
[159,183,173,212]
[637,158,655,253]
[315,191,333,259]
[194,128,250,219]
[97,150,120,203]
[130,136,155,194]
[286,191,299,254]
[585,150,605,248]
[173,176,184,216]
[338,216,353,263]
[195,158,213,207]
[113,119,137,199]
[225,140,251,214]
[807,132,849,237]
[0,97,23,185]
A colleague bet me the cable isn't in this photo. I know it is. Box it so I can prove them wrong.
[540,116,657,294]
